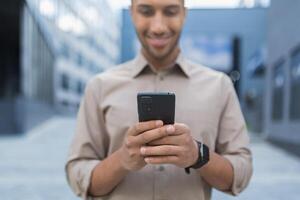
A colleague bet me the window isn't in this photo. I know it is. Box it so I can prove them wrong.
[61,43,69,58]
[77,52,83,66]
[272,59,285,121]
[290,47,300,119]
[88,62,102,73]
[61,74,69,90]
[62,100,69,107]
[76,81,84,95]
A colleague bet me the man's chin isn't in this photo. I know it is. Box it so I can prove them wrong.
[148,48,172,60]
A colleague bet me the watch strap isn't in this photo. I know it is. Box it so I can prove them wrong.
[185,141,209,174]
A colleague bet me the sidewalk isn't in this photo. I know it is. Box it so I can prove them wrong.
[214,135,300,200]
[0,117,78,200]
[0,117,300,199]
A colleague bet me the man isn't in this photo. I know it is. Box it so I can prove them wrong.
[65,0,253,199]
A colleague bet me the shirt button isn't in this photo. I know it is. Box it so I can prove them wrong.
[158,165,165,171]
[159,75,164,81]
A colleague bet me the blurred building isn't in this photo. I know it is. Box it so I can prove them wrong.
[121,8,267,133]
[22,0,120,111]
[265,0,300,149]
[0,0,120,134]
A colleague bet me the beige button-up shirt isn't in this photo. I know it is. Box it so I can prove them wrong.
[65,53,252,200]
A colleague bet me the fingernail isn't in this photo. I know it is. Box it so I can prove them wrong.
[145,158,150,163]
[140,147,146,154]
[166,125,175,134]
[156,120,163,127]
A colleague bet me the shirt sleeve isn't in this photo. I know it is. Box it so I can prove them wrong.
[65,77,109,199]
[216,74,253,196]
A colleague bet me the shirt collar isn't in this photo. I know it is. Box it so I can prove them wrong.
[131,52,192,78]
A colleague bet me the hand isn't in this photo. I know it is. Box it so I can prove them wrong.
[140,123,199,168]
[118,120,174,171]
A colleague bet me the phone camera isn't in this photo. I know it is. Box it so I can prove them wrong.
[142,103,152,113]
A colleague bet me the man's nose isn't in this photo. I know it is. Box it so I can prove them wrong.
[149,13,167,35]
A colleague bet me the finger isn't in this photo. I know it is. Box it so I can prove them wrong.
[135,125,175,144]
[147,135,181,146]
[140,145,182,156]
[173,123,190,135]
[129,120,163,136]
[144,156,179,165]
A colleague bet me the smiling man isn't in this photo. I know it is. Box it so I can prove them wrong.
[65,0,253,200]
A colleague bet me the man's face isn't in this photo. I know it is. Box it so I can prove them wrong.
[131,0,186,60]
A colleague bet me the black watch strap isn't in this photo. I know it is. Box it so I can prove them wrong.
[185,141,209,174]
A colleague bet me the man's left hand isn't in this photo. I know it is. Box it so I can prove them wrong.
[140,123,199,168]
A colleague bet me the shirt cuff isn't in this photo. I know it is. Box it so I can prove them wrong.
[66,160,100,200]
[223,154,252,196]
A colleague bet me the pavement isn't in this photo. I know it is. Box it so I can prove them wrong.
[214,136,300,200]
[0,117,78,200]
[0,116,300,200]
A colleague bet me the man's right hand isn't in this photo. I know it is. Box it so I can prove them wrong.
[118,120,175,171]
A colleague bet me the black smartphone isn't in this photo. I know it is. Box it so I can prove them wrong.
[137,92,175,124]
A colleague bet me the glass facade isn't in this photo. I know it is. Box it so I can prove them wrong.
[290,47,300,120]
[272,59,285,121]
[22,0,120,110]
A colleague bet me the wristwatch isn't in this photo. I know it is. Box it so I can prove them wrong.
[185,140,210,174]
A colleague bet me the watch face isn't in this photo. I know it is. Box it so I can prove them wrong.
[192,141,209,169]
[185,142,209,174]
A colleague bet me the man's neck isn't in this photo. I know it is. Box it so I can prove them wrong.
[142,48,180,71]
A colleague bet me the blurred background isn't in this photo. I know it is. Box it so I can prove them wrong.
[0,0,300,199]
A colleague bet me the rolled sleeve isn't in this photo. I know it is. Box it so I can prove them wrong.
[223,152,252,195]
[65,77,108,199]
[66,160,100,199]
[216,75,253,195]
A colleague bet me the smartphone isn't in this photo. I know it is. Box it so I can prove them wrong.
[137,92,175,124]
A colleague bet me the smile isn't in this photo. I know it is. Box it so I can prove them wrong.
[147,37,171,49]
